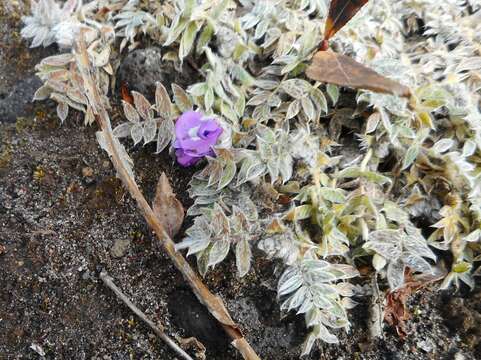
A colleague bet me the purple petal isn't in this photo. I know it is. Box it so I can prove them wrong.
[178,136,218,155]
[198,120,223,140]
[175,149,201,167]
[175,111,203,140]
[174,111,224,167]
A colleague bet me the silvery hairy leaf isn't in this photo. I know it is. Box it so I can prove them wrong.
[236,239,252,277]
[156,119,174,153]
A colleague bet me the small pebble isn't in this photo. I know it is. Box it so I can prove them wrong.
[110,238,131,258]
[417,339,434,352]
[82,166,94,177]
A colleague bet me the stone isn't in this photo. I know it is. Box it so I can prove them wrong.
[417,339,434,353]
[110,238,131,258]
[81,166,94,178]
[117,47,198,99]
[0,76,43,123]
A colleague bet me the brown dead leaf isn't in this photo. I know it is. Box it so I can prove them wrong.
[384,267,446,338]
[384,284,412,338]
[324,0,369,42]
[306,50,411,98]
[152,172,184,238]
[120,81,134,105]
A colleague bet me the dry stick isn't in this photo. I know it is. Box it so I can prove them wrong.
[100,270,194,360]
[74,35,261,360]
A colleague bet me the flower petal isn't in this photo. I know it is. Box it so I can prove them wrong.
[174,111,224,166]
[175,111,203,140]
[176,149,201,167]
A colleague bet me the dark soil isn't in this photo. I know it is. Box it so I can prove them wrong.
[1,3,480,360]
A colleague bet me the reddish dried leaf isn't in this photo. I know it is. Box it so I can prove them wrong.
[120,82,134,105]
[384,286,412,338]
[152,173,185,238]
[96,6,111,17]
[324,0,369,42]
[384,267,445,338]
[306,51,411,97]
[278,194,292,205]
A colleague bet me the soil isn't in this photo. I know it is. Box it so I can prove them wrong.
[1,3,481,360]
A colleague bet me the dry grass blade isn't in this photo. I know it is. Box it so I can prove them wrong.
[153,172,184,238]
[324,0,369,41]
[306,51,411,98]
[73,32,260,360]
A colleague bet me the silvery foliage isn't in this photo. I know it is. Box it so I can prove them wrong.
[164,0,235,60]
[338,0,481,289]
[24,0,481,354]
[115,82,175,153]
[186,151,255,216]
[33,44,112,124]
[21,0,104,49]
[21,0,78,48]
[114,0,157,51]
[277,259,359,355]
[187,47,251,125]
[175,202,259,277]
[258,225,302,266]
[364,223,437,290]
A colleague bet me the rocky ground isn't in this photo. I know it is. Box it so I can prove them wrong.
[1,2,481,360]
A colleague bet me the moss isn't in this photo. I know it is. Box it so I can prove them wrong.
[0,125,13,171]
[15,116,34,133]
[0,143,12,170]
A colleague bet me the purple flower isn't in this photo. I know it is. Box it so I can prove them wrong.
[174,111,223,167]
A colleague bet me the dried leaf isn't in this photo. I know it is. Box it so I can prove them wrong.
[382,269,438,339]
[120,82,134,105]
[324,0,369,42]
[306,51,411,98]
[152,172,185,238]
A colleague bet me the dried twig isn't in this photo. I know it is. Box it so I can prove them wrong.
[368,274,384,339]
[74,33,260,360]
[100,270,194,360]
